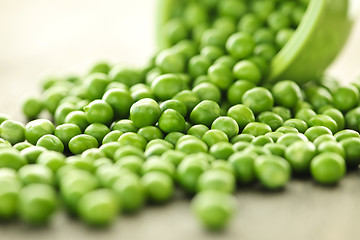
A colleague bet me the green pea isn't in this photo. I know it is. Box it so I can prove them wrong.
[176,137,208,154]
[254,28,275,44]
[233,141,251,152]
[141,156,175,178]
[242,122,272,137]
[190,100,220,127]
[310,153,346,185]
[265,132,284,142]
[25,119,55,145]
[160,99,187,118]
[81,148,106,162]
[193,82,222,104]
[200,45,224,62]
[158,109,186,134]
[177,154,210,193]
[18,165,54,186]
[109,66,142,87]
[211,160,234,174]
[36,134,64,153]
[37,151,66,172]
[283,119,308,133]
[233,60,262,84]
[323,108,345,132]
[187,124,209,139]
[227,80,255,106]
[333,85,359,112]
[230,134,255,144]
[345,107,360,132]
[218,0,247,19]
[13,142,32,151]
[141,172,174,203]
[267,11,291,31]
[191,190,236,230]
[130,98,161,129]
[160,149,185,166]
[83,73,110,100]
[84,123,110,144]
[0,120,25,145]
[95,165,129,188]
[229,151,256,184]
[112,119,138,133]
[318,141,345,158]
[208,64,234,90]
[340,137,360,167]
[255,155,291,189]
[277,133,308,146]
[272,80,302,109]
[42,87,67,114]
[242,87,274,115]
[309,115,338,134]
[211,117,239,139]
[64,110,89,132]
[254,43,277,61]
[84,100,114,125]
[272,106,292,121]
[78,189,119,226]
[151,74,187,101]
[155,49,185,73]
[102,130,123,144]
[59,169,98,211]
[118,132,147,150]
[54,123,81,147]
[89,61,111,74]
[164,132,185,146]
[306,86,333,110]
[251,135,274,146]
[252,0,276,19]
[163,18,189,45]
[257,111,283,131]
[202,130,229,147]
[112,174,144,213]
[313,135,336,147]
[18,184,57,224]
[264,143,286,157]
[285,141,316,173]
[114,145,145,162]
[22,97,43,119]
[238,13,263,34]
[0,148,27,170]
[173,90,201,114]
[68,134,99,155]
[209,142,235,160]
[334,129,360,142]
[214,55,237,69]
[227,104,255,130]
[102,88,133,119]
[276,28,295,48]
[304,126,332,142]
[201,28,228,49]
[0,176,21,219]
[276,126,299,134]
[136,126,163,142]
[197,169,235,193]
[115,155,144,174]
[226,32,255,59]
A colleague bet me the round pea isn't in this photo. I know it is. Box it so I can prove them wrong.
[68,134,99,155]
[130,98,161,129]
[25,119,55,145]
[242,87,274,115]
[310,153,346,185]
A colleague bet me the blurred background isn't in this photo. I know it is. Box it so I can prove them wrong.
[0,0,360,120]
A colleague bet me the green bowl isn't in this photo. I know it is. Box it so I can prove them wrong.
[157,0,354,84]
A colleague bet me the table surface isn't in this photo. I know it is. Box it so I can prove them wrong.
[1,1,360,240]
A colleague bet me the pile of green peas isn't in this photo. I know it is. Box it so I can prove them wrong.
[1,0,360,231]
